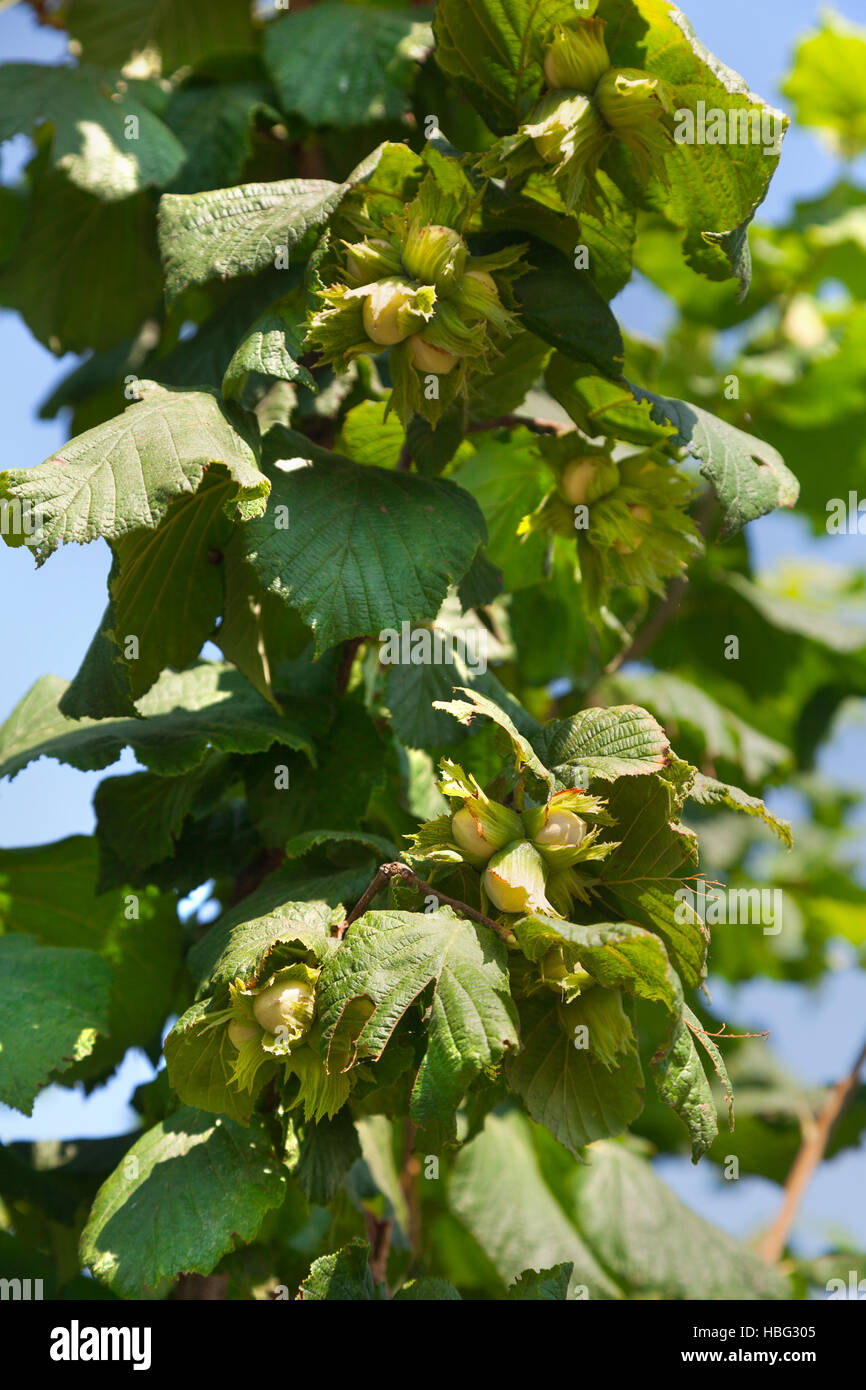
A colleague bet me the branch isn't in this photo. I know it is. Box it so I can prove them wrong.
[228,846,285,909]
[364,1212,394,1294]
[334,861,511,940]
[757,1033,866,1265]
[466,414,570,437]
[335,636,365,695]
[174,1273,230,1300]
[605,576,687,674]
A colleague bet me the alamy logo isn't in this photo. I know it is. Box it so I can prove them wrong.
[378,621,488,675]
[674,101,783,155]
[0,1277,43,1299]
[675,882,783,935]
[49,1320,152,1371]
[826,493,866,533]
[0,498,45,543]
[826,1271,866,1300]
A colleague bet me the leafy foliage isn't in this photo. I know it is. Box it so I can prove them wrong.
[0,0,861,1306]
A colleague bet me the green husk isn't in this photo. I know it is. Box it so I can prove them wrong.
[543,18,610,94]
[595,68,675,182]
[559,987,635,1070]
[484,838,557,916]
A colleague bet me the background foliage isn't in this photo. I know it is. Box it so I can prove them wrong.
[0,0,864,1302]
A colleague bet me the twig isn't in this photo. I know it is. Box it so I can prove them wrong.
[397,439,413,471]
[685,1020,770,1042]
[605,576,687,674]
[174,1273,230,1300]
[335,636,365,695]
[400,1119,423,1258]
[228,847,285,909]
[364,1212,394,1293]
[333,861,510,940]
[757,1033,866,1265]
[466,413,570,437]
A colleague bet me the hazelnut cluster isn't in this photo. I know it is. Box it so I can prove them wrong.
[306,164,526,424]
[482,15,674,211]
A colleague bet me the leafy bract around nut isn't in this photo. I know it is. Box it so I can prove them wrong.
[479,13,673,212]
[594,69,675,183]
[559,986,636,1071]
[522,788,616,871]
[407,754,617,925]
[543,18,610,94]
[521,439,703,617]
[483,838,556,916]
[306,147,527,426]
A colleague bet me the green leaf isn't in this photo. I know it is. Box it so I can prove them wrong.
[534,704,671,784]
[319,908,519,1146]
[385,634,522,752]
[513,915,682,1015]
[79,1108,285,1298]
[433,686,550,797]
[450,432,551,591]
[601,0,787,286]
[189,872,360,997]
[467,331,552,420]
[0,935,112,1114]
[514,243,624,378]
[222,291,315,401]
[164,82,279,195]
[156,270,298,393]
[282,829,399,865]
[433,0,585,136]
[507,1263,574,1299]
[92,763,223,882]
[0,662,319,782]
[164,999,265,1124]
[294,1110,362,1206]
[0,168,163,355]
[545,353,675,446]
[591,773,708,989]
[783,16,866,158]
[298,1239,375,1301]
[0,185,24,265]
[108,468,236,700]
[0,382,266,563]
[216,535,311,707]
[60,597,138,720]
[245,699,386,846]
[355,1116,410,1230]
[393,1277,462,1300]
[449,1107,623,1297]
[651,1011,718,1162]
[65,0,258,75]
[158,177,347,302]
[601,669,791,784]
[241,438,486,651]
[726,570,866,654]
[506,994,644,1155]
[0,836,182,1082]
[632,386,799,537]
[689,772,793,848]
[0,64,185,199]
[569,1141,789,1299]
[263,4,432,128]
[336,400,405,471]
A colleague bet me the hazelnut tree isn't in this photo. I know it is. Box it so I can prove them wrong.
[0,0,864,1305]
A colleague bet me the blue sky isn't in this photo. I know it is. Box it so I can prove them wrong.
[0,0,864,1263]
